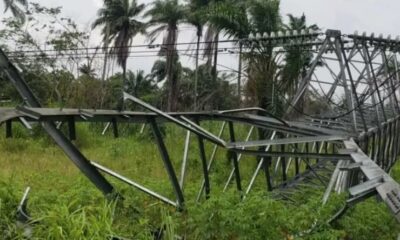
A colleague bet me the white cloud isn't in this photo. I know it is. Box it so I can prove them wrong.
[1,0,400,74]
[281,0,400,36]
[92,0,103,8]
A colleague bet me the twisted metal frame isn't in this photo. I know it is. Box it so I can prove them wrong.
[2,29,400,222]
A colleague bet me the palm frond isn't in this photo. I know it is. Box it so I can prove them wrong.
[3,0,27,23]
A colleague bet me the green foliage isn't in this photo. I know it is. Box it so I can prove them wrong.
[0,125,399,238]
[32,200,116,239]
[337,200,399,240]
[0,178,24,238]
[182,190,345,240]
[92,0,146,85]
[1,1,400,239]
[144,0,186,111]
[2,0,28,23]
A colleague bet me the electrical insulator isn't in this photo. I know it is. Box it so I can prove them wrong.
[370,33,375,39]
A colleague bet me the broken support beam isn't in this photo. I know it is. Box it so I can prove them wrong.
[5,120,12,138]
[68,118,76,141]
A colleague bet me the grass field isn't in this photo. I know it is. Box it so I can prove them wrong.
[0,122,399,239]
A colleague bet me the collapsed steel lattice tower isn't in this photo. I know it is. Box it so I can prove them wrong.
[1,29,400,222]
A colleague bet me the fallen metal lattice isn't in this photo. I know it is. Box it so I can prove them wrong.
[2,29,400,223]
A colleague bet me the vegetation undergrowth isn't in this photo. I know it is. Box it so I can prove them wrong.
[0,123,398,239]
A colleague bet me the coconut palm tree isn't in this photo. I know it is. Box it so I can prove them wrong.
[79,63,97,78]
[145,0,186,111]
[282,14,318,96]
[200,0,228,95]
[92,0,146,92]
[282,14,319,118]
[244,0,281,113]
[207,0,250,97]
[185,0,210,110]
[3,0,28,23]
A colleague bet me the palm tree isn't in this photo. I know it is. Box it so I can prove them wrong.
[207,0,250,98]
[92,0,146,93]
[282,14,319,118]
[3,0,28,23]
[185,0,210,110]
[245,0,282,113]
[125,70,154,96]
[79,63,97,78]
[201,0,227,95]
[282,14,318,94]
[145,0,186,111]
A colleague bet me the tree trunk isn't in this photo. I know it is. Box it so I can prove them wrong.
[117,63,127,111]
[122,64,127,91]
[101,23,110,85]
[212,32,219,83]
[166,27,178,112]
[238,42,243,102]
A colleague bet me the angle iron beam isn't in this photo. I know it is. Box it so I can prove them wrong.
[91,161,177,207]
[102,122,111,135]
[68,117,76,141]
[338,37,368,132]
[195,120,211,199]
[228,122,243,194]
[322,160,344,204]
[111,117,119,138]
[228,135,347,149]
[149,118,184,209]
[179,131,191,188]
[0,48,115,195]
[232,149,351,161]
[123,92,226,147]
[382,51,400,114]
[16,106,41,120]
[19,117,32,130]
[348,176,384,196]
[281,142,287,182]
[243,131,277,198]
[223,126,255,192]
[197,122,226,200]
[285,38,330,117]
[363,44,388,123]
[344,139,400,222]
[5,120,12,138]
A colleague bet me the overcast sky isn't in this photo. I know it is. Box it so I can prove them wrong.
[1,0,399,75]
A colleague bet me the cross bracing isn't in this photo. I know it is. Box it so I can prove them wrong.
[2,29,400,224]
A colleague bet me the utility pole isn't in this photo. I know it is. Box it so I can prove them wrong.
[195,33,200,111]
[237,41,243,103]
[101,23,110,84]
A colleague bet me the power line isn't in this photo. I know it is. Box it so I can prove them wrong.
[4,36,328,55]
[7,46,243,58]
[5,38,245,55]
[8,52,245,61]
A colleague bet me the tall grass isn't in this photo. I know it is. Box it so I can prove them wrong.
[0,122,399,239]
